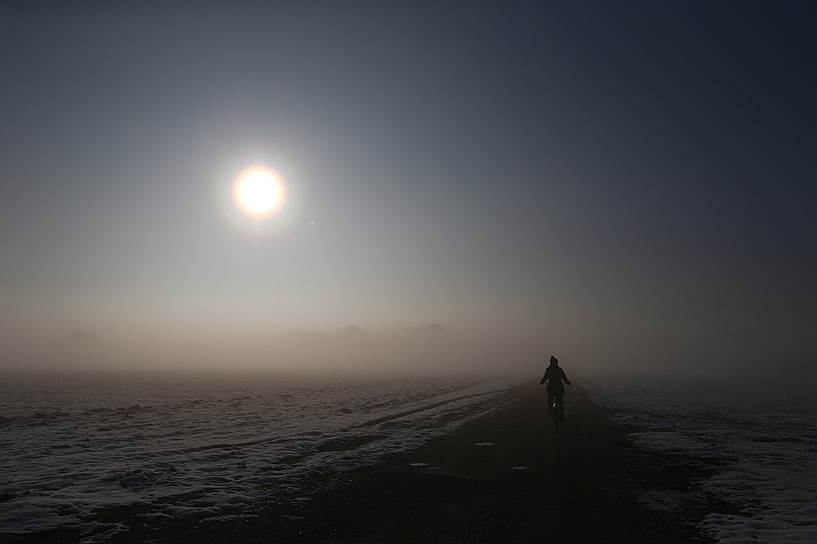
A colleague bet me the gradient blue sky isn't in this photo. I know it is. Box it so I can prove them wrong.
[1,2,815,372]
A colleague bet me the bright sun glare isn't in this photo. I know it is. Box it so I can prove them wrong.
[231,165,286,219]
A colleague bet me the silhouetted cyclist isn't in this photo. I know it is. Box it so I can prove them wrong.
[540,355,571,422]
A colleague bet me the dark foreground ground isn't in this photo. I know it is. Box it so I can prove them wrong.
[26,384,722,543]
[261,384,717,544]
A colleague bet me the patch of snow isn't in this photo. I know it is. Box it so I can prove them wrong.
[588,381,817,544]
[0,374,516,541]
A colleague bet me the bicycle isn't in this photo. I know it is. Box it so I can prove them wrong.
[551,395,563,432]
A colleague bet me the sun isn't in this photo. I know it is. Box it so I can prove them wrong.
[231,165,286,219]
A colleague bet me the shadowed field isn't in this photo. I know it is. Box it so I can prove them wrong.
[103,384,717,543]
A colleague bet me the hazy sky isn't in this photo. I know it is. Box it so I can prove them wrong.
[1,2,815,374]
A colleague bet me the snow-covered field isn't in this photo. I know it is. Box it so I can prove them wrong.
[588,381,817,544]
[0,373,512,541]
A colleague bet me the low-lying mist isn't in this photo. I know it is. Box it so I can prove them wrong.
[2,319,814,391]
[1,323,544,379]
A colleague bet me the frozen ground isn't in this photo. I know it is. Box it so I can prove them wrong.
[0,373,514,541]
[588,381,817,544]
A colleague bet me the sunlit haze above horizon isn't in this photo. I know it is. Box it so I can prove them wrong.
[1,2,815,380]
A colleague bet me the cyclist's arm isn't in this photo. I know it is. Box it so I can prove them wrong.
[561,369,571,385]
[539,373,547,385]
